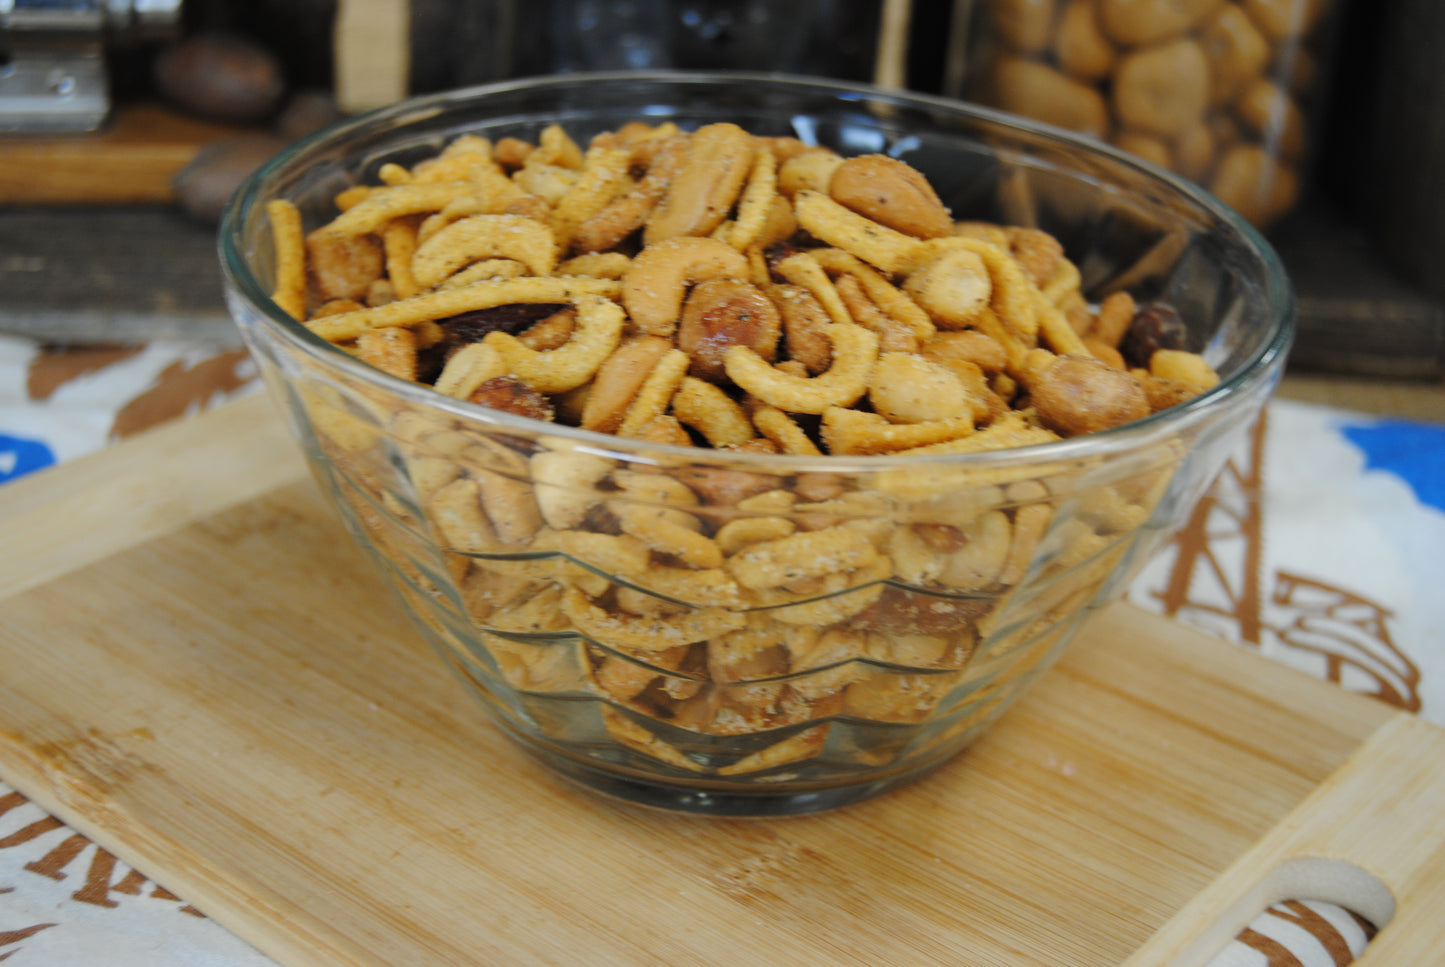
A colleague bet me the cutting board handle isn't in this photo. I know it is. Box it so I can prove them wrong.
[1124,712,1445,965]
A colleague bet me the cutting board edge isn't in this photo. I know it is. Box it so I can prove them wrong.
[0,723,385,967]
[1121,709,1445,966]
[0,392,309,601]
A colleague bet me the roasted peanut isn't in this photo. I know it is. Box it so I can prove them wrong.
[772,283,833,375]
[468,375,554,421]
[1054,0,1116,81]
[1007,227,1066,289]
[1200,4,1271,105]
[1173,121,1217,181]
[1027,353,1150,436]
[988,0,1060,53]
[676,279,783,384]
[1113,39,1211,139]
[990,57,1110,139]
[1234,78,1306,162]
[644,123,755,244]
[1241,0,1330,41]
[828,154,954,240]
[1097,0,1224,47]
[1114,131,1174,170]
[1209,143,1298,227]
[777,148,845,199]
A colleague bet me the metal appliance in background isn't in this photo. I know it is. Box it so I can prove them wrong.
[0,0,182,132]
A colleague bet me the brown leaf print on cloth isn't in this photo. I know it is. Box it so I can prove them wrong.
[3,786,207,928]
[1233,900,1377,967]
[25,346,144,401]
[1144,410,1423,712]
[1271,573,1421,712]
[110,350,255,440]
[1270,900,1377,965]
[1,919,58,963]
[1236,926,1307,966]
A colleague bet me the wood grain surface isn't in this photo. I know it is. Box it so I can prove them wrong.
[0,394,1437,967]
[1126,714,1445,966]
[0,104,247,205]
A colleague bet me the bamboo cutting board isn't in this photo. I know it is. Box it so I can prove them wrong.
[1,393,1441,966]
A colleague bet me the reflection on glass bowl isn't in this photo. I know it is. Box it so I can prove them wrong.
[220,72,1292,815]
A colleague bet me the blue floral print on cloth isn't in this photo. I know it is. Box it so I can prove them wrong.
[0,433,55,483]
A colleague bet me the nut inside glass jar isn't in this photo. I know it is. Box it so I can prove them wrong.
[959,0,1342,227]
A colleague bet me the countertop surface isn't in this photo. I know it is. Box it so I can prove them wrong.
[1,148,1441,965]
[1276,372,1445,422]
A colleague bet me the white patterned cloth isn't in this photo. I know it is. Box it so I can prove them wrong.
[3,332,1441,966]
[1130,397,1445,724]
[1,335,272,964]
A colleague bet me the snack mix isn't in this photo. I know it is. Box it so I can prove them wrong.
[267,120,1220,785]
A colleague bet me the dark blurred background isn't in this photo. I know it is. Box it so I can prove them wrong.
[3,0,1442,379]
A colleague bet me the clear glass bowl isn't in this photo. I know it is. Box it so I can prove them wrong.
[219,72,1293,815]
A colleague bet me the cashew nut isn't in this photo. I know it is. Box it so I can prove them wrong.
[621,235,750,336]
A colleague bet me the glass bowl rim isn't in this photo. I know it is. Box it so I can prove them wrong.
[219,69,1295,473]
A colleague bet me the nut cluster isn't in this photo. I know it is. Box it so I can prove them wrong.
[269,121,1218,455]
[973,0,1333,226]
[266,120,1217,778]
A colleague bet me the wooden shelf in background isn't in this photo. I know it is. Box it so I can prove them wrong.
[0,103,250,205]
